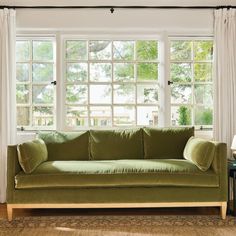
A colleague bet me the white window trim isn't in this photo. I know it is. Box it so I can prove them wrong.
[168,36,213,130]
[60,34,164,130]
[16,35,57,131]
[15,32,213,134]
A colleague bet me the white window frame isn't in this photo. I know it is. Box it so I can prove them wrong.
[168,36,214,130]
[16,36,57,131]
[60,34,165,130]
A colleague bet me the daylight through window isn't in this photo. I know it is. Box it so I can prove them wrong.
[64,40,159,128]
[170,40,213,129]
[16,38,56,130]
[15,36,213,130]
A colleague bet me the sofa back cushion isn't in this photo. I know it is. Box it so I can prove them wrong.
[143,127,194,159]
[90,129,143,160]
[183,137,215,171]
[17,139,48,174]
[38,131,89,161]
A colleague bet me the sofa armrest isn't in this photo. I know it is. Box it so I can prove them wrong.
[7,145,21,203]
[211,142,227,200]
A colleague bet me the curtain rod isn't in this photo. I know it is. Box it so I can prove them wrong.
[0,5,235,12]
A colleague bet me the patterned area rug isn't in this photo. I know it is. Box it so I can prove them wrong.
[0,215,236,236]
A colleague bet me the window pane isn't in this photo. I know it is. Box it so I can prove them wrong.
[194,63,212,82]
[136,41,158,60]
[171,106,192,126]
[16,63,29,82]
[171,41,192,60]
[194,41,213,61]
[90,106,111,127]
[194,84,213,106]
[171,63,192,82]
[113,41,134,60]
[137,85,158,104]
[113,106,135,126]
[66,63,87,82]
[113,84,135,104]
[89,41,111,60]
[16,41,30,61]
[195,106,213,125]
[33,106,54,126]
[90,85,111,104]
[33,41,53,61]
[66,85,88,104]
[32,63,53,82]
[90,63,111,82]
[66,40,87,60]
[66,106,88,127]
[113,63,134,81]
[16,84,29,104]
[17,107,30,126]
[33,85,54,104]
[137,63,158,81]
[171,84,192,104]
[137,106,158,125]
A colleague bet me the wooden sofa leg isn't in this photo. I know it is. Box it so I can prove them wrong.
[7,205,13,221]
[220,202,227,220]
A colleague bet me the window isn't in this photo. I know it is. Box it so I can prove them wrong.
[64,40,159,128]
[16,38,56,130]
[15,35,213,131]
[170,39,213,129]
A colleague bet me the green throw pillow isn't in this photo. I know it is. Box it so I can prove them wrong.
[183,137,215,171]
[17,139,48,174]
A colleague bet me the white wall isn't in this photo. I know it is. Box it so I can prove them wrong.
[2,0,235,34]
[15,9,214,35]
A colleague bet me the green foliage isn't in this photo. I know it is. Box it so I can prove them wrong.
[33,41,53,60]
[137,63,158,81]
[66,85,87,104]
[195,108,213,125]
[194,63,212,81]
[171,41,191,60]
[178,106,191,125]
[66,63,87,82]
[33,63,53,82]
[113,41,134,60]
[114,63,134,81]
[194,41,213,61]
[171,63,191,82]
[16,84,29,104]
[66,41,87,60]
[136,41,158,60]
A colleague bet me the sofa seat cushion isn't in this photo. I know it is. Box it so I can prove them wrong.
[15,159,219,189]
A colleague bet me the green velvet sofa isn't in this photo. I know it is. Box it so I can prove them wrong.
[6,127,227,221]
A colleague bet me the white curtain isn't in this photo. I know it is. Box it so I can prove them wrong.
[0,9,16,203]
[214,9,236,157]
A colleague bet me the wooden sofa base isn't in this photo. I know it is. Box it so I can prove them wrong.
[7,202,227,221]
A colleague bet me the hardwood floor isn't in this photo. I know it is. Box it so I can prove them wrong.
[0,203,220,219]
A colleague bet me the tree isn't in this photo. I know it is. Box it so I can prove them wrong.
[178,106,191,125]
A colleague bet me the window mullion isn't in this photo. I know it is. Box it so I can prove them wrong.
[87,40,91,127]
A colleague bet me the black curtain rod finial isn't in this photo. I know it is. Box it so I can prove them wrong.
[110,7,114,13]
